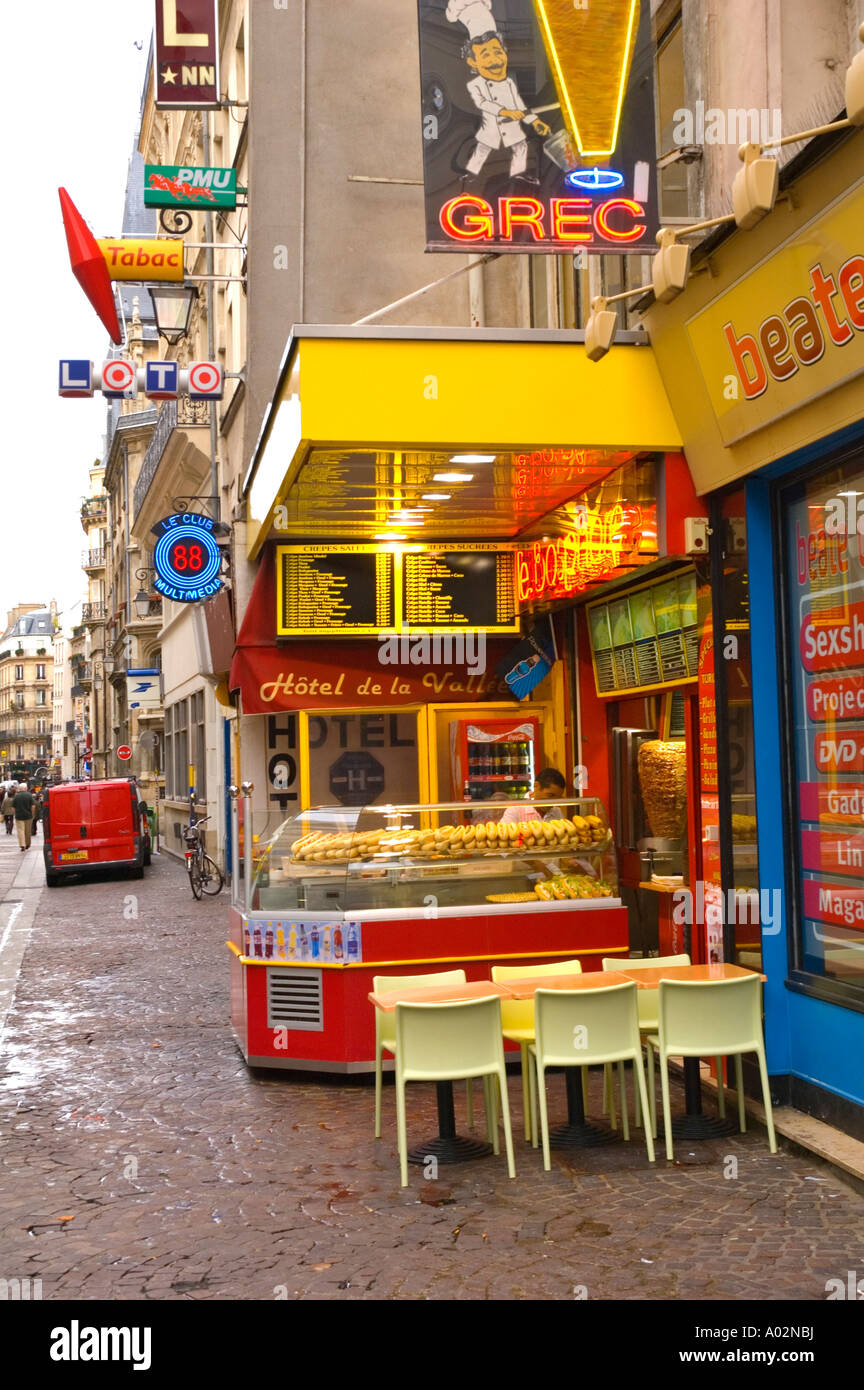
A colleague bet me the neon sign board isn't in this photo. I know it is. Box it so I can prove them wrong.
[417,0,657,254]
[152,512,223,602]
[516,504,644,601]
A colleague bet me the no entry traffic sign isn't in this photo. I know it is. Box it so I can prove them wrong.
[117,746,133,762]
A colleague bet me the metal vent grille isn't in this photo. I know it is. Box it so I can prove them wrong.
[266,968,324,1032]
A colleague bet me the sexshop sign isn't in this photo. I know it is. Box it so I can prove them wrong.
[418,0,658,253]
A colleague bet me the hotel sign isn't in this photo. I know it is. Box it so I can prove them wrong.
[155,0,220,109]
[417,0,658,253]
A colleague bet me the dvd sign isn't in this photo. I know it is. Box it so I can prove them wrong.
[418,0,658,254]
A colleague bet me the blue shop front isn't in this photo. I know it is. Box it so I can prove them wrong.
[645,123,864,1138]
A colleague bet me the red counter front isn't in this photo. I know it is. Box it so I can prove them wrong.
[228,903,629,1072]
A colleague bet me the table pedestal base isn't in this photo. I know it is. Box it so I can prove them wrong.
[670,1113,738,1141]
[549,1121,618,1149]
[408,1135,493,1165]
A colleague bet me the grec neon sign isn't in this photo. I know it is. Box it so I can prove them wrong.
[517,504,644,601]
[439,195,646,247]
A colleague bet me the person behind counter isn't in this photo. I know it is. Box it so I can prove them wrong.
[499,767,567,824]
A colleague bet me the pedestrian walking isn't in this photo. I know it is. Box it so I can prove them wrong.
[13,781,34,851]
[31,788,42,838]
[1,785,15,835]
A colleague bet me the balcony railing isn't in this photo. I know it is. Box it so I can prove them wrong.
[82,548,106,569]
[82,603,107,624]
[80,497,108,533]
[134,398,210,518]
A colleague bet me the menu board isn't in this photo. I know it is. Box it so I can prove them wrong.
[402,551,517,631]
[785,462,864,987]
[587,570,698,696]
[277,545,518,636]
[277,548,394,636]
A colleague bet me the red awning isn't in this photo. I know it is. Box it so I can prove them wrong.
[230,546,520,712]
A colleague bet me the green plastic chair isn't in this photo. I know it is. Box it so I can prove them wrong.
[529,981,655,1171]
[646,975,777,1161]
[373,970,473,1139]
[491,960,588,1143]
[394,995,516,1188]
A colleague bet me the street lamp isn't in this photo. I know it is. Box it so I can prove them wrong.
[133,568,158,620]
[148,284,198,346]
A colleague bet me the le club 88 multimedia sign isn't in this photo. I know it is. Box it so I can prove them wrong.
[152,512,223,602]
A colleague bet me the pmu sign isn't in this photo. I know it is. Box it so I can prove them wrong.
[145,165,237,210]
[155,0,220,109]
[59,360,224,402]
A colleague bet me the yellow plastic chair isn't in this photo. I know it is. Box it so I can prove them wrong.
[491,959,588,1143]
[601,954,694,1129]
[394,995,516,1187]
[529,982,655,1171]
[646,975,777,1161]
[373,970,473,1139]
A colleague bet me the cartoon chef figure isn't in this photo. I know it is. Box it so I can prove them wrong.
[447,0,550,180]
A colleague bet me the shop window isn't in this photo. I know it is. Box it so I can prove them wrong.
[710,491,760,971]
[780,449,864,999]
[305,712,420,808]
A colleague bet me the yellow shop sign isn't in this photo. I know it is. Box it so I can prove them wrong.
[96,238,184,283]
[686,182,864,445]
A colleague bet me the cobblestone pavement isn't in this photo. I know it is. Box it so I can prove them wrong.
[1,837,863,1303]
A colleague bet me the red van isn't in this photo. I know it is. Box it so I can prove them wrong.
[42,778,152,886]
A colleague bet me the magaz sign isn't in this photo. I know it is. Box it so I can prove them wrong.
[417,0,658,253]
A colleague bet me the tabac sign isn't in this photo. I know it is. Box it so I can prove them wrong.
[155,0,220,109]
[418,0,658,254]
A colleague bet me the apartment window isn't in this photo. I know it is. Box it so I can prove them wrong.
[36,664,45,680]
[36,689,47,706]
[192,690,207,803]
[656,14,690,220]
[37,718,47,734]
[15,666,22,681]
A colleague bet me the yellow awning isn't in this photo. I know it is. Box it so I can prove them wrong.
[244,326,682,558]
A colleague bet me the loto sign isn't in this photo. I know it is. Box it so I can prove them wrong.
[59,359,223,402]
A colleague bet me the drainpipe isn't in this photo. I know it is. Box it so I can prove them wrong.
[202,112,220,520]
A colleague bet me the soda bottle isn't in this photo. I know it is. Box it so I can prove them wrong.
[252,924,263,958]
[310,924,320,960]
[264,924,274,959]
[276,928,287,960]
[333,925,344,960]
[243,927,252,957]
[346,924,360,961]
[322,925,332,960]
[298,925,309,960]
[288,927,298,960]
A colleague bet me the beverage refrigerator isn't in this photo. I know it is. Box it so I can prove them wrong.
[449,716,541,805]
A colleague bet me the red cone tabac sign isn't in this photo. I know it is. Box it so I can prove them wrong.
[155,1,220,109]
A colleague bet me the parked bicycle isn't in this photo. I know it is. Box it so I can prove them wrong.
[183,813,224,900]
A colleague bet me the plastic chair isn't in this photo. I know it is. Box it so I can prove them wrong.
[491,960,588,1143]
[373,970,473,1138]
[394,996,516,1187]
[646,975,777,1161]
[601,955,695,1128]
[529,982,655,1171]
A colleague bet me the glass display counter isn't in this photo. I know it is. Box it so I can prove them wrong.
[251,798,618,919]
[227,798,628,1073]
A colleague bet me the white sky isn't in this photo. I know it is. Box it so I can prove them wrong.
[1,1,155,627]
